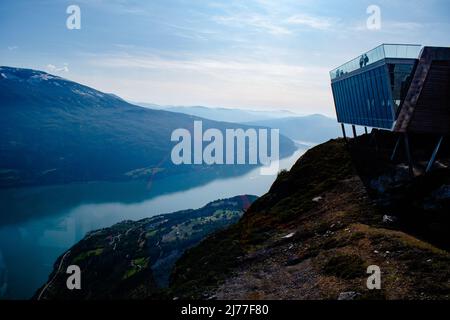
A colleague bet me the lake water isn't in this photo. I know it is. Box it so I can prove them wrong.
[0,149,305,299]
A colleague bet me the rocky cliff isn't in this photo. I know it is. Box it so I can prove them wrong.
[170,133,450,300]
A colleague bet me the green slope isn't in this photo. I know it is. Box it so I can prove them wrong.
[34,195,257,299]
[170,134,450,300]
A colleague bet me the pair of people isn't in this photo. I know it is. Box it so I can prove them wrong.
[359,54,369,68]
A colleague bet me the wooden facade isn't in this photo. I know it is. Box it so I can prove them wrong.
[394,47,450,134]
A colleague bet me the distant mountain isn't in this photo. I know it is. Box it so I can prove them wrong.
[136,103,342,144]
[34,195,257,300]
[136,103,299,123]
[0,67,296,188]
[245,114,342,144]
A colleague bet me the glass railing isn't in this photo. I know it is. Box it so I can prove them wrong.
[330,44,422,80]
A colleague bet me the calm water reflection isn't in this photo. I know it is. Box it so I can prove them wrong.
[0,149,305,299]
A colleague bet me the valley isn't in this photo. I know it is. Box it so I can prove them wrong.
[34,195,258,299]
[0,149,305,299]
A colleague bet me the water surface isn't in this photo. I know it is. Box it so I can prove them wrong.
[0,149,305,299]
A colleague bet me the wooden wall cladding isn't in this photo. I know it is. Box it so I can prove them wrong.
[408,60,450,134]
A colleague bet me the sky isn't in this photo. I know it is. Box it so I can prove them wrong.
[1,0,449,116]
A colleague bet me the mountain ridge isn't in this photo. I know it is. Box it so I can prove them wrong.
[135,103,300,123]
[0,66,296,188]
[244,114,341,143]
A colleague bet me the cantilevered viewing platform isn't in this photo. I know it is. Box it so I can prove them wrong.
[330,44,450,133]
[330,44,450,173]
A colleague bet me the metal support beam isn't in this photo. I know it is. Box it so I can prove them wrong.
[403,133,413,176]
[426,136,444,173]
[390,135,402,161]
[364,127,368,135]
[352,125,357,139]
[341,123,347,142]
[371,129,379,152]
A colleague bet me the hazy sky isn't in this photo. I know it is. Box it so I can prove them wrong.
[1,0,449,116]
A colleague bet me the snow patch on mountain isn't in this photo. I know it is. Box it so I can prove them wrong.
[31,74,57,81]
[72,89,89,96]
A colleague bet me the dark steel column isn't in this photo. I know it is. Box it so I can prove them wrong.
[390,135,401,161]
[341,123,347,142]
[352,125,357,138]
[404,133,413,176]
[426,136,444,173]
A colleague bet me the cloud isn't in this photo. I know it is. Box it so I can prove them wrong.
[78,52,335,116]
[385,21,423,30]
[353,19,422,30]
[7,46,18,51]
[46,63,69,73]
[88,53,313,81]
[213,14,292,35]
[285,14,336,30]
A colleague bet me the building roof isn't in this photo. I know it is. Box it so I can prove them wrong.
[330,44,422,80]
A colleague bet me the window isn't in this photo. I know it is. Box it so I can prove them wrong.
[387,62,416,113]
[331,63,397,129]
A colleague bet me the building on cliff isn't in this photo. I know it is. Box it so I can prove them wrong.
[330,44,450,172]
